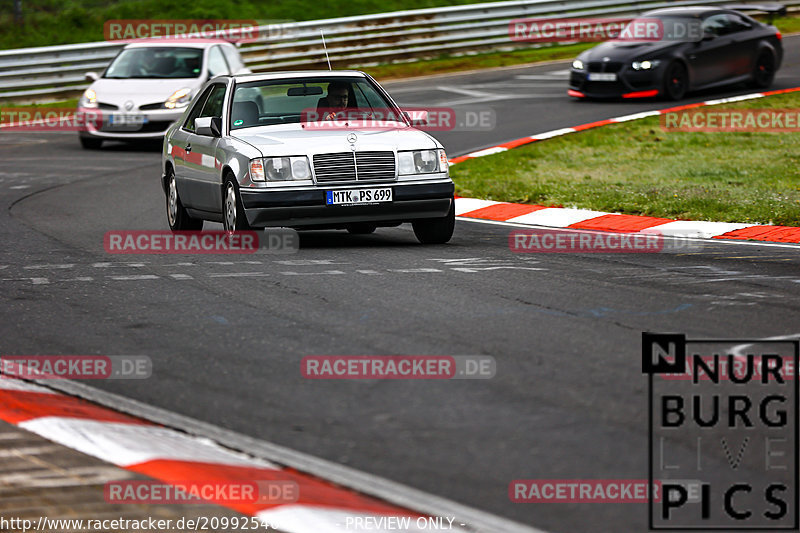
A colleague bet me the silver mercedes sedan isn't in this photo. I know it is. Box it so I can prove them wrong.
[161,71,455,244]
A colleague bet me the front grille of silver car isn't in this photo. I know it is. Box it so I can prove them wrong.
[313,151,395,183]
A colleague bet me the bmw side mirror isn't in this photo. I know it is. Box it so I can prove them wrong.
[195,116,222,137]
[85,71,99,82]
[702,31,716,41]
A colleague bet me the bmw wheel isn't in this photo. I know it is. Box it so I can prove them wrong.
[751,51,775,88]
[663,62,688,101]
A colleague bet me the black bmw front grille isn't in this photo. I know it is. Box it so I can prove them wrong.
[588,61,624,73]
[313,151,395,183]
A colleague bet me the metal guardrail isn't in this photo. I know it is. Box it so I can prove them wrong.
[0,0,797,102]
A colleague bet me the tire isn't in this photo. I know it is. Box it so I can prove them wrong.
[751,51,775,89]
[662,62,688,101]
[412,200,455,244]
[222,177,252,231]
[79,137,103,149]
[346,223,377,235]
[166,168,203,231]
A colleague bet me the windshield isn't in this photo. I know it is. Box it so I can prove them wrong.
[104,47,204,79]
[230,77,399,130]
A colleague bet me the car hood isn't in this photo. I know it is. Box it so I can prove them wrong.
[230,124,440,157]
[91,78,202,108]
[582,40,682,62]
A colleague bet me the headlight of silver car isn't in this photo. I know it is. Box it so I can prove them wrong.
[251,157,311,182]
[398,149,444,175]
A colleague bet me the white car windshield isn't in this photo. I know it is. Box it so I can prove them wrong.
[104,47,203,79]
[230,77,401,130]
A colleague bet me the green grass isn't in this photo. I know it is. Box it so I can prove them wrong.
[450,92,800,226]
[0,0,485,49]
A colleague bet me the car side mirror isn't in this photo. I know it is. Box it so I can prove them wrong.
[195,116,222,137]
[702,31,716,41]
[85,71,99,82]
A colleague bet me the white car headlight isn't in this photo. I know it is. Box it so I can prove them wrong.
[80,88,97,108]
[398,149,441,175]
[255,157,312,182]
[632,60,660,70]
[572,59,585,70]
[165,88,192,109]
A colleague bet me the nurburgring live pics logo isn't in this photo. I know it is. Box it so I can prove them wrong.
[642,333,798,530]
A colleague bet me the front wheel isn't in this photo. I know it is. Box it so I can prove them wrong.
[222,178,252,231]
[751,51,775,89]
[346,223,377,234]
[412,200,455,244]
[79,136,103,149]
[662,62,688,101]
[166,168,203,231]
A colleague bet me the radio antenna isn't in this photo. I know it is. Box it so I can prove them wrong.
[320,30,332,70]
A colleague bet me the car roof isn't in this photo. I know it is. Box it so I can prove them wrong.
[123,39,233,49]
[227,71,369,83]
[644,6,728,16]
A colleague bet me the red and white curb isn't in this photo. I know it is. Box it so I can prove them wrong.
[451,87,800,244]
[0,377,544,533]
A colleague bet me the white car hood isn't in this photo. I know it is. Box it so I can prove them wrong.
[231,124,440,157]
[90,78,202,108]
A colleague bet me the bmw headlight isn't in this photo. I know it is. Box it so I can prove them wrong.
[79,88,97,108]
[632,60,660,71]
[572,59,585,70]
[251,157,311,182]
[398,149,443,175]
[164,88,192,109]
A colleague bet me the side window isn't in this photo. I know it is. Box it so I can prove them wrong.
[221,45,244,73]
[183,86,214,132]
[727,14,752,33]
[199,85,227,119]
[702,14,731,36]
[207,46,230,77]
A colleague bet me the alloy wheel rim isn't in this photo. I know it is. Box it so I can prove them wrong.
[225,184,237,230]
[167,174,178,226]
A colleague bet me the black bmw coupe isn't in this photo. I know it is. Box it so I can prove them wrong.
[568,6,784,100]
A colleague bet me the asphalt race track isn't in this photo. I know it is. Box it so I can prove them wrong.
[2,35,800,532]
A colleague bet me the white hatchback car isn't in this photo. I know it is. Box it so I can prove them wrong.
[77,39,250,149]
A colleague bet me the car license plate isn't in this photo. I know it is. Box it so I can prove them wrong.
[108,114,147,126]
[326,188,392,205]
[588,73,617,82]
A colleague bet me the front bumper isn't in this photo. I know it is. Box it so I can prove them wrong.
[239,180,455,228]
[569,66,663,99]
[78,108,183,140]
